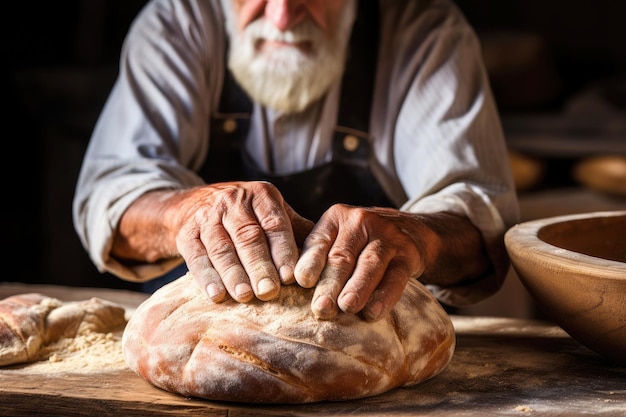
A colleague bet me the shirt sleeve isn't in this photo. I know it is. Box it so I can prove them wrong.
[72,0,225,281]
[374,0,520,306]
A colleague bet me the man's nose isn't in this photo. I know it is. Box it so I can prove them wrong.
[264,0,307,31]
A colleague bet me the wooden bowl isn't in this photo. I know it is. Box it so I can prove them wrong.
[505,210,626,364]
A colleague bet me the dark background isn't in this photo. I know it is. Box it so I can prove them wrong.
[5,1,626,290]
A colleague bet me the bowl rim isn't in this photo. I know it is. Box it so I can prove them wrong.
[504,210,626,279]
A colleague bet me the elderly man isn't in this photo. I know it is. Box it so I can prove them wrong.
[73,0,519,321]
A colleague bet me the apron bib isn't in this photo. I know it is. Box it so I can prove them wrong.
[201,0,392,221]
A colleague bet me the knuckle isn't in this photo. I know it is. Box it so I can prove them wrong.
[327,246,356,269]
[210,185,251,213]
[358,248,386,269]
[185,253,211,271]
[232,223,265,245]
[249,182,282,204]
[251,180,279,194]
[206,237,236,261]
[325,203,363,222]
[258,213,285,233]
[305,231,333,248]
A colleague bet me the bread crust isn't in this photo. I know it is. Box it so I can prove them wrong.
[122,273,455,403]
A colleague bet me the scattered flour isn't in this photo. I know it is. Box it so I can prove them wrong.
[5,330,127,375]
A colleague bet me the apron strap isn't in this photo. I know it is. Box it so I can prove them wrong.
[337,0,379,134]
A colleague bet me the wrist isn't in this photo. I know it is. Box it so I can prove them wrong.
[113,188,182,262]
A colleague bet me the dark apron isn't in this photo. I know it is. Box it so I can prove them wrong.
[144,0,392,292]
[202,0,392,221]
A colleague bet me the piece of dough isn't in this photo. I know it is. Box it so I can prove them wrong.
[0,293,127,366]
[123,273,455,403]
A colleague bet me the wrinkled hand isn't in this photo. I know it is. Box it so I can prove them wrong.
[294,204,437,322]
[172,181,314,303]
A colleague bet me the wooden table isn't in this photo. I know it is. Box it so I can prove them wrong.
[1,283,625,416]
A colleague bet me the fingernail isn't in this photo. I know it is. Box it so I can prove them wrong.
[313,295,337,320]
[206,283,223,300]
[257,278,277,296]
[339,291,359,310]
[235,283,253,299]
[279,265,295,284]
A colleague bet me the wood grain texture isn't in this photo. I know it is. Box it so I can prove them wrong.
[1,283,626,416]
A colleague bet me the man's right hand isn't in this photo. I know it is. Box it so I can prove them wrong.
[112,181,314,303]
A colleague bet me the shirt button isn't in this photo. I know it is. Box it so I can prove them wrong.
[223,118,237,134]
[343,135,360,152]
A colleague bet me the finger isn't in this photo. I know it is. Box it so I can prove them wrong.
[279,203,314,285]
[176,233,232,303]
[361,262,411,322]
[255,200,304,286]
[310,265,345,320]
[294,220,337,288]
[336,239,390,314]
[221,205,281,301]
[310,241,364,319]
[190,261,227,303]
[201,222,256,303]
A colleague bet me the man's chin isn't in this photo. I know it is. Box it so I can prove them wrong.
[258,40,314,56]
[230,58,335,114]
[236,74,326,114]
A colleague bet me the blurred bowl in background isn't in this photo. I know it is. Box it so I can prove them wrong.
[505,210,626,364]
[573,155,626,197]
[508,150,546,192]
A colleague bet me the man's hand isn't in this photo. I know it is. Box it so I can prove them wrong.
[112,182,314,303]
[174,182,315,303]
[294,205,490,321]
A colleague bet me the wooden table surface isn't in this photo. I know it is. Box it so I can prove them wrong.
[1,282,625,417]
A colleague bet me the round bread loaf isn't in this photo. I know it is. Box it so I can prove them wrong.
[122,273,455,403]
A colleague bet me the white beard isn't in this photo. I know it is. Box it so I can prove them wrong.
[220,0,356,114]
